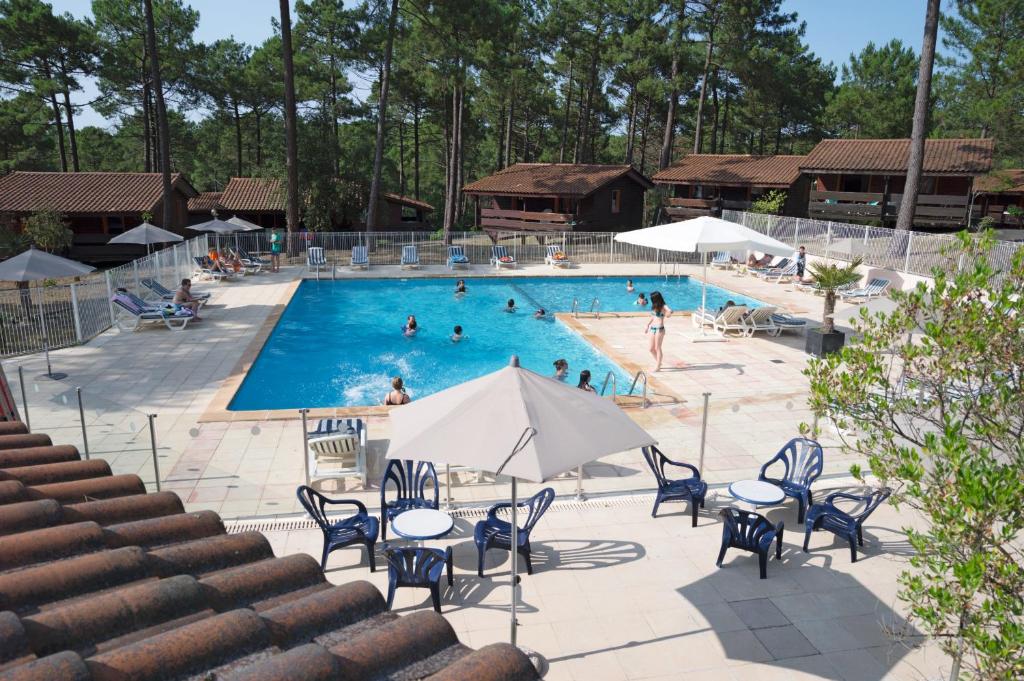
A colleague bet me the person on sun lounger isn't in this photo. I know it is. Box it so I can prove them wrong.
[173,279,203,320]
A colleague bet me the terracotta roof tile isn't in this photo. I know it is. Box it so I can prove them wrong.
[974,169,1024,194]
[220,177,285,212]
[0,172,197,214]
[187,192,224,213]
[463,163,654,197]
[0,422,538,681]
[801,138,994,175]
[653,155,805,188]
[381,192,434,212]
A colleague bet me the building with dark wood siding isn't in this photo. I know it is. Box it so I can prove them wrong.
[974,170,1024,226]
[462,163,653,235]
[800,138,994,228]
[652,155,809,219]
[216,177,286,229]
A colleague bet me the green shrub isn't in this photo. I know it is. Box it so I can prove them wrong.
[750,190,787,215]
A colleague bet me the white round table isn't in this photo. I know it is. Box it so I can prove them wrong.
[390,508,454,543]
[728,479,785,509]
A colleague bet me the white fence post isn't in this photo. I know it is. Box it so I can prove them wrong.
[904,231,914,273]
[105,271,115,325]
[825,223,833,262]
[69,284,83,343]
[792,218,800,247]
[132,259,140,293]
[609,234,615,263]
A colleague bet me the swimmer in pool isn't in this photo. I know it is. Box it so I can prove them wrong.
[505,298,516,313]
[534,308,546,319]
[455,280,466,294]
[635,293,648,306]
[403,315,418,336]
[626,279,635,293]
[451,325,463,342]
[553,358,569,381]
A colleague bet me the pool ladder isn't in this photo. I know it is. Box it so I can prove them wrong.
[627,370,649,409]
[599,370,647,409]
[571,297,601,318]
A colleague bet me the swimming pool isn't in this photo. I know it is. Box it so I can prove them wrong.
[228,276,760,410]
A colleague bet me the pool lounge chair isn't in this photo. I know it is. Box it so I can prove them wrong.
[111,294,192,332]
[795,280,857,296]
[141,278,211,304]
[759,261,798,283]
[490,245,517,269]
[839,278,890,302]
[237,247,269,266]
[742,305,780,336]
[771,313,808,334]
[545,245,572,268]
[447,246,470,270]
[400,245,419,269]
[746,256,786,275]
[307,418,368,486]
[693,305,750,336]
[710,252,734,269]
[228,248,261,274]
[307,246,331,277]
[192,256,232,281]
[350,245,369,270]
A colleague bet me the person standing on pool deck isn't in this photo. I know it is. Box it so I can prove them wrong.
[795,246,807,282]
[644,291,672,372]
[269,229,282,272]
[384,377,411,405]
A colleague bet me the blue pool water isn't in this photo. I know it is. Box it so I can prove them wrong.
[229,276,760,410]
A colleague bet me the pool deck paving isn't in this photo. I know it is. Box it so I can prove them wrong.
[3,261,950,679]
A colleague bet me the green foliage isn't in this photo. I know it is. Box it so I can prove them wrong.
[23,208,72,252]
[0,225,31,257]
[750,190,787,215]
[805,233,1024,679]
[807,257,862,333]
[825,39,917,138]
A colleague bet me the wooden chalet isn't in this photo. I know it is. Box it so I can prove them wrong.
[0,171,197,262]
[652,154,809,220]
[216,177,286,229]
[800,138,994,228]
[975,170,1024,226]
[462,163,654,235]
[375,192,433,230]
[187,191,223,221]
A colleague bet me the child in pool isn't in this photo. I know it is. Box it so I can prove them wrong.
[635,293,648,306]
[451,325,463,342]
[455,280,466,294]
[505,299,516,313]
[626,279,635,293]
[403,315,418,336]
[534,308,546,319]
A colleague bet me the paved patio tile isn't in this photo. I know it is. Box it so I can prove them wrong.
[752,624,820,660]
[728,597,791,629]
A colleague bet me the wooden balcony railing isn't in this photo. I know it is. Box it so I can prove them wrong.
[479,208,574,232]
[663,197,714,221]
[809,190,973,227]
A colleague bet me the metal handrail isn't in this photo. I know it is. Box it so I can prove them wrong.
[627,370,648,409]
[599,370,617,398]
[589,297,600,318]
[571,297,579,317]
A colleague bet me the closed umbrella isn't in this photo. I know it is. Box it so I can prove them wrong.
[387,356,655,647]
[107,222,183,255]
[614,216,794,336]
[0,247,95,379]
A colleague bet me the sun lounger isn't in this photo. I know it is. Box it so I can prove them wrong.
[228,248,261,274]
[350,245,369,269]
[447,245,470,270]
[400,245,419,269]
[710,252,734,269]
[111,294,192,332]
[307,246,331,277]
[545,245,572,268]
[839,278,890,302]
[771,313,808,334]
[237,247,269,266]
[759,261,799,283]
[141,278,211,304]
[741,306,779,336]
[490,245,517,269]
[795,280,857,296]
[745,256,786,275]
[692,305,750,336]
[307,418,367,486]
[192,256,232,281]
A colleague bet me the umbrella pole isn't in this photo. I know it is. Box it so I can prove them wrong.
[36,289,62,379]
[701,251,708,336]
[510,476,518,646]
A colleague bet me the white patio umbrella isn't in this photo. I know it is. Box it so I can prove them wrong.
[614,216,793,334]
[107,222,183,254]
[188,217,242,251]
[226,215,262,231]
[0,247,95,379]
[386,356,656,647]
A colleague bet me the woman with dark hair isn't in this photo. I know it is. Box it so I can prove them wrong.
[454,280,466,294]
[403,315,418,336]
[643,291,672,372]
[577,370,596,392]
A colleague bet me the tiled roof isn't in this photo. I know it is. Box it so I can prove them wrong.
[220,177,285,212]
[462,163,654,197]
[801,138,994,175]
[381,192,434,212]
[653,155,805,188]
[974,169,1024,194]
[187,191,224,213]
[0,172,197,214]
[0,420,537,681]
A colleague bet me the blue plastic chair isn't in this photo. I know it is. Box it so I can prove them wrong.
[379,459,439,541]
[384,546,453,613]
[642,445,708,526]
[475,487,555,577]
[716,508,784,579]
[758,437,823,523]
[296,485,379,571]
[803,488,891,562]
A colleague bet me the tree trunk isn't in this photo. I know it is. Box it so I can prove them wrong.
[624,85,638,164]
[279,0,301,234]
[639,95,651,173]
[330,53,339,176]
[660,3,686,169]
[366,0,399,233]
[693,20,716,154]
[255,110,262,167]
[503,88,514,168]
[719,88,730,153]
[558,56,573,163]
[413,106,420,199]
[47,89,67,172]
[774,103,784,154]
[57,53,79,171]
[578,30,601,163]
[144,0,173,230]
[142,60,151,173]
[709,69,720,154]
[398,116,406,195]
[233,102,243,177]
[896,0,941,232]
[822,291,836,334]
[496,101,505,169]
[443,80,464,240]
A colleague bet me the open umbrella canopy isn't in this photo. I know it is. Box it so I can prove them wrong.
[227,216,262,231]
[386,358,655,483]
[107,222,183,246]
[0,246,94,282]
[187,218,240,234]
[614,215,793,256]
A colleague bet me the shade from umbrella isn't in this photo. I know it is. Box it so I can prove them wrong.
[0,246,94,282]
[387,356,655,648]
[107,222,183,246]
[187,218,240,234]
[227,215,263,231]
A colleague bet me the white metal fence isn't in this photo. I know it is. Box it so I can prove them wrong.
[723,210,1022,278]
[0,234,209,359]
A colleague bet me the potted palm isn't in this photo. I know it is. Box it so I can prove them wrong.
[804,257,862,357]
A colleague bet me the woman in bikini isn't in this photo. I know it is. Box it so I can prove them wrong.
[383,376,411,406]
[644,291,672,372]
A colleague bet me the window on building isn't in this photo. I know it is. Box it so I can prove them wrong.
[920,176,936,195]
[611,189,622,214]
